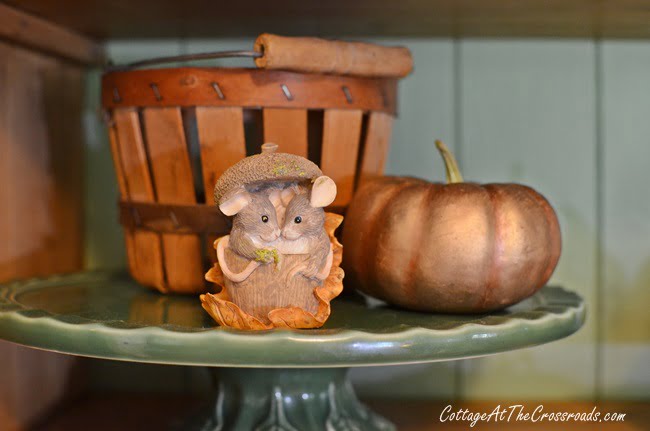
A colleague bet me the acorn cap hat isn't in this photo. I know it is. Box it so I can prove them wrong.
[213,143,322,206]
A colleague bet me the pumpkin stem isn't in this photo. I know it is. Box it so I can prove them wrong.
[435,140,464,183]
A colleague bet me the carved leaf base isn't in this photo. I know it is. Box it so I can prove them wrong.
[177,367,395,431]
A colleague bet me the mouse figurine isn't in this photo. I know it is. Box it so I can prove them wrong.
[280,192,333,281]
[213,188,281,283]
[226,188,281,263]
[201,143,344,330]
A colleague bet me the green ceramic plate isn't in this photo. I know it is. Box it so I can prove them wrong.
[0,271,584,367]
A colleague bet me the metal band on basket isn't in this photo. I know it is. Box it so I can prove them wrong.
[119,201,231,235]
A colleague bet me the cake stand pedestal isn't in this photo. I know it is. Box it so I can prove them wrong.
[0,272,584,431]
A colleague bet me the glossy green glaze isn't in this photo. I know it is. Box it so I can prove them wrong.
[0,271,585,367]
[180,368,395,431]
[0,271,585,429]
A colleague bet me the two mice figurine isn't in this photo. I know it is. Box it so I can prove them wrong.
[201,143,344,330]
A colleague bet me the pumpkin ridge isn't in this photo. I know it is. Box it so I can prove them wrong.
[528,187,562,290]
[481,185,501,309]
[346,180,388,291]
[402,184,439,306]
[363,181,416,300]
[513,186,552,298]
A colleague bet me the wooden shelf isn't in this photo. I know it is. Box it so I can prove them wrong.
[5,0,650,40]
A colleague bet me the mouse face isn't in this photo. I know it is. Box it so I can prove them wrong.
[232,193,281,243]
[282,193,325,241]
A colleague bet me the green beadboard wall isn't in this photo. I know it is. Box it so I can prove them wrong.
[84,38,650,400]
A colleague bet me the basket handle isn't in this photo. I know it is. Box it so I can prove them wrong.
[106,34,413,78]
[106,50,262,72]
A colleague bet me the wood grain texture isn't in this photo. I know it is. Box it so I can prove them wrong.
[195,107,247,204]
[45,59,85,275]
[320,109,362,208]
[600,42,650,399]
[457,40,597,399]
[221,248,321,322]
[0,3,103,65]
[196,106,247,262]
[253,33,413,78]
[0,42,84,429]
[0,44,84,284]
[357,111,394,186]
[0,44,85,278]
[142,108,204,292]
[113,108,166,291]
[9,0,650,39]
[263,108,308,157]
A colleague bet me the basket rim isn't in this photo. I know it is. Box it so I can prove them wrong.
[102,67,398,114]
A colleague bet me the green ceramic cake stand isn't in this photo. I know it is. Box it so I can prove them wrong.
[0,271,584,430]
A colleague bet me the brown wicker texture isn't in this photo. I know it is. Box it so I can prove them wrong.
[102,67,398,293]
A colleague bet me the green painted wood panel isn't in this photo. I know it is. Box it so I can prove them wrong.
[456,40,598,399]
[352,39,458,399]
[600,41,650,399]
[84,69,126,270]
[106,40,185,67]
[181,38,252,67]
[381,40,456,182]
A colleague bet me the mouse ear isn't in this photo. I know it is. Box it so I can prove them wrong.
[280,184,302,206]
[219,186,251,216]
[310,176,337,208]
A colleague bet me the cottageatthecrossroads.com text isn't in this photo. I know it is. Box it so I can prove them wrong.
[440,404,626,428]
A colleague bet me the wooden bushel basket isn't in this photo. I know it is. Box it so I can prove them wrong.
[102,51,400,294]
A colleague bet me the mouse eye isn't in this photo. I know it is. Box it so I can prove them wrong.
[294,216,302,224]
[261,215,269,223]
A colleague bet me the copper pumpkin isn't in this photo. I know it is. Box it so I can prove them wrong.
[342,141,561,313]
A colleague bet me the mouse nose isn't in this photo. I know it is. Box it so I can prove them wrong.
[273,228,281,239]
[281,229,298,240]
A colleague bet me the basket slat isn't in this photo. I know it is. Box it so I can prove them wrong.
[196,106,247,262]
[113,108,167,291]
[142,107,204,292]
[107,124,138,276]
[320,109,363,208]
[263,108,308,157]
[357,111,394,187]
[196,107,248,203]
